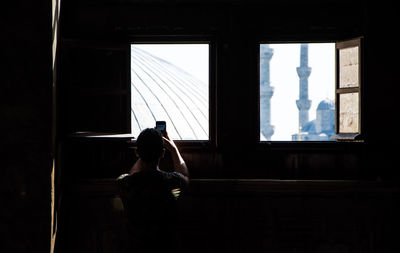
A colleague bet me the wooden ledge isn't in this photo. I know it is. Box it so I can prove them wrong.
[66,178,399,197]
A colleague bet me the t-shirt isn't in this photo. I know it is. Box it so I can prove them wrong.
[117,170,188,253]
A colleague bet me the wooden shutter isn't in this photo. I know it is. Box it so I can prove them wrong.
[58,41,130,135]
[334,37,363,140]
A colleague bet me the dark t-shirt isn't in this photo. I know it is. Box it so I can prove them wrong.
[117,170,187,253]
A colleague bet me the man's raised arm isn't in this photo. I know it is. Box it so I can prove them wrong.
[162,133,189,184]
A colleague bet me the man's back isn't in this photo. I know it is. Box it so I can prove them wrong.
[117,170,187,253]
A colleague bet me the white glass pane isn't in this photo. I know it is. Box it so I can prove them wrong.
[339,46,359,88]
[131,44,209,140]
[259,43,335,141]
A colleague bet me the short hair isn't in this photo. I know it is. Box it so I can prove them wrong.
[136,128,164,162]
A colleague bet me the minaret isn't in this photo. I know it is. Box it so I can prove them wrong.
[260,44,274,140]
[296,44,312,129]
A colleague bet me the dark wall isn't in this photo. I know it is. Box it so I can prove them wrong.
[1,0,399,253]
[1,1,53,253]
[54,1,400,253]
[57,179,400,253]
[57,0,398,179]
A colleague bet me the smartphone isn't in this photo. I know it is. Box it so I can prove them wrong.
[155,121,166,135]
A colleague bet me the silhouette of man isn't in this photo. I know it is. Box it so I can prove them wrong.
[117,128,189,253]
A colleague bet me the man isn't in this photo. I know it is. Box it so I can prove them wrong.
[117,128,189,253]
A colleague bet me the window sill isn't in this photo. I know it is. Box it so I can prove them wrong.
[331,133,363,141]
[257,140,365,152]
[65,132,217,151]
[68,132,135,139]
[67,178,399,197]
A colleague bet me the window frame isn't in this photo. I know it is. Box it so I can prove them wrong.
[257,39,364,145]
[128,36,218,149]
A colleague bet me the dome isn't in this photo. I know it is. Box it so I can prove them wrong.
[317,98,335,111]
[301,120,316,134]
[131,46,209,140]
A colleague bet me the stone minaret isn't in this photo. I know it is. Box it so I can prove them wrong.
[296,44,312,129]
[260,44,274,140]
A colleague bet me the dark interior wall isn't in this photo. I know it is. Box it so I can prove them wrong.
[54,1,400,253]
[58,179,400,253]
[1,1,52,253]
[57,0,398,179]
[1,0,399,253]
[361,1,399,179]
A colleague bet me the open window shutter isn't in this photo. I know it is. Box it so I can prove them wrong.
[334,37,363,140]
[58,41,131,135]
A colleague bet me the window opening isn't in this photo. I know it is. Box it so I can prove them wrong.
[130,44,209,140]
[260,43,335,141]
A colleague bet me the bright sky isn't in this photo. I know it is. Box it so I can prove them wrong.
[267,43,335,140]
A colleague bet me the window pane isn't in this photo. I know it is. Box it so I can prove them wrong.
[131,44,209,140]
[339,46,359,88]
[260,43,335,141]
[339,92,359,133]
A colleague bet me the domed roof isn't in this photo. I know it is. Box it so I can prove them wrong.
[301,120,316,134]
[131,46,208,140]
[317,98,334,110]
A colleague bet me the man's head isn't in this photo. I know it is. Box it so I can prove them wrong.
[136,128,164,163]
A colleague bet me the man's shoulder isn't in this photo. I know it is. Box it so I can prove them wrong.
[116,170,187,188]
[158,171,188,189]
[159,170,184,180]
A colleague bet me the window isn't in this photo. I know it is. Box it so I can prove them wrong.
[259,39,362,142]
[259,43,335,141]
[130,43,209,140]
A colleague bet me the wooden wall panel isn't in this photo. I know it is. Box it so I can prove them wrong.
[57,179,400,253]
